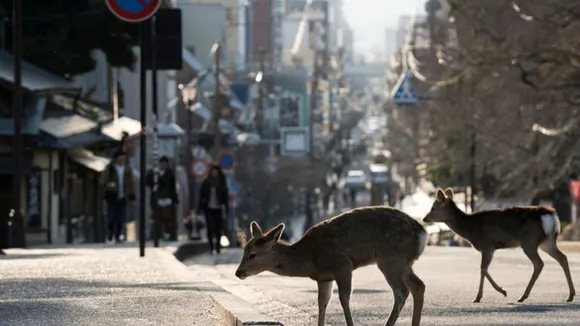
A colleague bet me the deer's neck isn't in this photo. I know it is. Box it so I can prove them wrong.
[446,207,473,238]
[268,241,313,278]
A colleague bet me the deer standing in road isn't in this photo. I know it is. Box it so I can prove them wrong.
[235,206,428,326]
[423,187,575,303]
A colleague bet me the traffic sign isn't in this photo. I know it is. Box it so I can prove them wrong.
[105,0,162,23]
[217,152,236,170]
[280,127,309,156]
[392,71,419,105]
[192,160,209,178]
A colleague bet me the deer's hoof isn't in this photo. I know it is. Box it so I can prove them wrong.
[499,288,507,297]
[566,293,575,302]
[517,296,527,303]
[473,297,482,303]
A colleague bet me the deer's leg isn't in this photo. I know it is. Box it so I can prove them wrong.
[474,250,505,302]
[474,250,492,302]
[317,281,333,326]
[335,272,354,326]
[377,259,409,326]
[539,238,576,302]
[484,251,507,299]
[518,244,544,302]
[404,267,425,326]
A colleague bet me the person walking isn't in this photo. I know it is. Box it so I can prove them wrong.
[100,150,136,243]
[146,156,179,240]
[196,165,229,254]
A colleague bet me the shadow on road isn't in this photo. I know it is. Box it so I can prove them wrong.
[0,253,70,260]
[304,288,386,294]
[0,300,86,325]
[0,278,226,300]
[454,303,580,314]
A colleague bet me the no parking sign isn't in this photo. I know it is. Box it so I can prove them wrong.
[192,160,209,179]
[106,0,162,23]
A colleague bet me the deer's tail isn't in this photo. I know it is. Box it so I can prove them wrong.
[416,228,428,258]
[540,213,561,239]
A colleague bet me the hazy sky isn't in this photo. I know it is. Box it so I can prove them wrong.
[343,0,424,60]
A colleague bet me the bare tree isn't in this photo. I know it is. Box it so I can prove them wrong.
[409,0,580,199]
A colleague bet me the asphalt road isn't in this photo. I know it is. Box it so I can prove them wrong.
[189,246,580,326]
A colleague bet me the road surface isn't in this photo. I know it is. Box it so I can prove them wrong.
[188,246,580,325]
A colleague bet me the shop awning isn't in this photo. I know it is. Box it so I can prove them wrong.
[0,51,80,95]
[101,116,142,141]
[40,114,98,138]
[68,148,111,172]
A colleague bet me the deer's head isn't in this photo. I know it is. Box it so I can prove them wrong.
[235,221,285,280]
[423,187,456,223]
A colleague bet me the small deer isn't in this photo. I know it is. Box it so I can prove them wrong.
[423,187,576,303]
[234,206,428,326]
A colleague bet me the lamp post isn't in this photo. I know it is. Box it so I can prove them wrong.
[210,41,224,160]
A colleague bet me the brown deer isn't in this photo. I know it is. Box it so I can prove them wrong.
[423,187,575,303]
[234,206,428,326]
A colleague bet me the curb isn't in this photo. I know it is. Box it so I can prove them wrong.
[201,282,284,326]
[170,244,284,326]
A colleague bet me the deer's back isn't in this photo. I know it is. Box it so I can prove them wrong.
[299,206,426,272]
[460,206,559,250]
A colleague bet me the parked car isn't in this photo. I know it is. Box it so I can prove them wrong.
[345,170,367,190]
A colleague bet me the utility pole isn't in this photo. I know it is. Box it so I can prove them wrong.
[304,49,320,231]
[211,41,222,159]
[469,123,476,212]
[138,22,147,257]
[256,47,266,134]
[12,0,24,248]
[321,1,331,126]
[150,16,161,248]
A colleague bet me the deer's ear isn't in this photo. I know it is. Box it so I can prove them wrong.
[436,189,446,202]
[265,223,285,243]
[250,221,263,237]
[443,187,454,199]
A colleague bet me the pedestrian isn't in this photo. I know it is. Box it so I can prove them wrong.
[100,150,136,243]
[350,188,357,208]
[196,165,229,255]
[146,156,178,240]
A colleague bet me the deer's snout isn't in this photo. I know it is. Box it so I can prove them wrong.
[235,269,248,280]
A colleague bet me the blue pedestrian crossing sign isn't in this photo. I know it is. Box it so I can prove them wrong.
[391,71,419,105]
[217,152,235,170]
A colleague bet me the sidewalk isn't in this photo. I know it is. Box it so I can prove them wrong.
[0,244,226,326]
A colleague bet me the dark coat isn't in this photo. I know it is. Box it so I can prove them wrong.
[197,178,229,215]
[145,168,179,209]
[100,163,136,202]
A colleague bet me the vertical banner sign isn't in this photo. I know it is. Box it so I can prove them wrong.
[105,0,162,23]
[26,167,42,228]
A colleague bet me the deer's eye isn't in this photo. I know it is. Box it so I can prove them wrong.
[248,253,256,260]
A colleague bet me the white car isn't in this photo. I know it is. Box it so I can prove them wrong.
[345,170,367,189]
